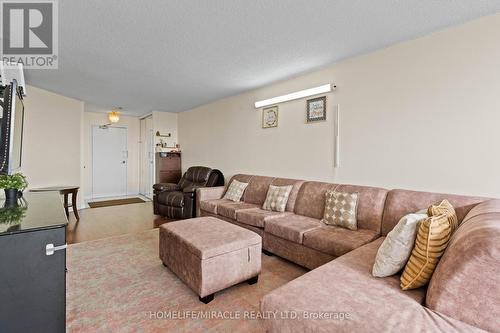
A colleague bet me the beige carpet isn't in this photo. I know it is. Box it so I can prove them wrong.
[67,229,306,332]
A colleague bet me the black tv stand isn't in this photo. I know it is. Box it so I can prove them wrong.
[0,192,68,332]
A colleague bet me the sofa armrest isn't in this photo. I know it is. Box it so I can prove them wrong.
[426,199,500,332]
[183,185,203,194]
[195,186,225,217]
[153,183,180,193]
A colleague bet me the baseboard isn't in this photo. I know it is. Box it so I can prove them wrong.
[69,204,87,211]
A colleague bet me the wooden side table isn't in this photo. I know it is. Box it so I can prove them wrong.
[30,186,80,220]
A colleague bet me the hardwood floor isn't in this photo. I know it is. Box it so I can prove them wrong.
[66,202,175,244]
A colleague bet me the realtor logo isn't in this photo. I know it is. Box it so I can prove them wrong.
[0,0,58,68]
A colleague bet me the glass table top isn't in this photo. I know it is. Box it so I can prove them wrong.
[0,191,68,236]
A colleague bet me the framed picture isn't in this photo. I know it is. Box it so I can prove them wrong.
[306,96,326,122]
[262,106,279,128]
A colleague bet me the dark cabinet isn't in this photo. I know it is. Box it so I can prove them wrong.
[0,192,67,333]
[155,152,181,183]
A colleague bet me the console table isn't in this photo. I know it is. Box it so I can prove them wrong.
[0,192,68,332]
[31,186,80,220]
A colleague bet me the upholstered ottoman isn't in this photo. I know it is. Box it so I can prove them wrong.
[159,217,262,303]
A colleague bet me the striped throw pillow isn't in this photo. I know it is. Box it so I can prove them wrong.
[400,214,452,290]
[428,199,458,232]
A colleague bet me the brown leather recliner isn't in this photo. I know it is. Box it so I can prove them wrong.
[153,166,224,219]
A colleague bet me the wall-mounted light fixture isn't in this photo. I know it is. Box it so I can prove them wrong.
[254,83,335,108]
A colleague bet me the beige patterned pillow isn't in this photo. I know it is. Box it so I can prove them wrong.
[262,185,293,212]
[321,190,359,230]
[223,180,248,202]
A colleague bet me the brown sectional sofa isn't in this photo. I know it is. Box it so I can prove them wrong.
[197,174,499,332]
[198,174,388,269]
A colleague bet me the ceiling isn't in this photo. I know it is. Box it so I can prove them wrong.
[25,0,500,116]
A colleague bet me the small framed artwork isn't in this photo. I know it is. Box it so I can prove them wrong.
[306,96,327,122]
[262,106,279,128]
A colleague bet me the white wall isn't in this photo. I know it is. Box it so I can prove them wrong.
[179,13,500,198]
[18,89,175,204]
[22,85,84,204]
[82,111,141,199]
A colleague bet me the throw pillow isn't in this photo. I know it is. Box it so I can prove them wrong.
[372,211,428,277]
[223,180,249,202]
[428,199,458,232]
[262,185,293,212]
[400,214,452,290]
[321,190,359,230]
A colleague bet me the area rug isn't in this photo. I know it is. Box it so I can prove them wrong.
[88,197,146,208]
[66,229,306,332]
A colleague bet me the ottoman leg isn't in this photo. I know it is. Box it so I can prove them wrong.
[262,249,274,256]
[247,275,259,285]
[199,294,214,304]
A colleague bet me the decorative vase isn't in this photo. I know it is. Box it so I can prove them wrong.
[4,188,19,207]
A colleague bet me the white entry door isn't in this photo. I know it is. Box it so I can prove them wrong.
[92,126,128,198]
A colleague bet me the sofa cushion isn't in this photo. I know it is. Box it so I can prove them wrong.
[426,199,500,333]
[236,209,292,228]
[293,181,334,218]
[400,214,452,290]
[157,191,184,207]
[264,233,334,270]
[381,189,488,236]
[217,201,260,220]
[242,175,274,205]
[294,182,388,233]
[199,199,230,214]
[261,238,482,333]
[302,226,378,257]
[265,215,322,244]
[226,174,305,211]
[200,211,265,237]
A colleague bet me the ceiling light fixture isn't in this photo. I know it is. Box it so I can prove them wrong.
[100,107,122,129]
[108,107,121,123]
[254,83,335,108]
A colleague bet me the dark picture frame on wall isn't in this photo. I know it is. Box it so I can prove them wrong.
[306,96,326,122]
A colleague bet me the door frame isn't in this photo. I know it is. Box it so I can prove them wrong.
[139,115,154,199]
[91,125,128,199]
